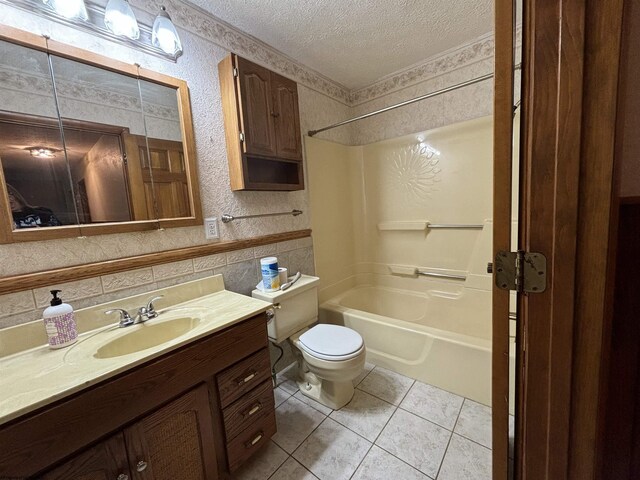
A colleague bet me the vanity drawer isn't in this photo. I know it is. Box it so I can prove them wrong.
[223,379,275,441]
[226,409,277,472]
[217,347,271,408]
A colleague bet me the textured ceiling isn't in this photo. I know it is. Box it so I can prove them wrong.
[188,0,494,90]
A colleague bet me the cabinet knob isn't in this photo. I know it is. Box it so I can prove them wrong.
[243,402,262,417]
[136,460,148,472]
[117,474,129,480]
[244,431,264,449]
[236,370,257,385]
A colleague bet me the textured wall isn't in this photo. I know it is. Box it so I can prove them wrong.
[0,2,352,280]
[0,1,498,330]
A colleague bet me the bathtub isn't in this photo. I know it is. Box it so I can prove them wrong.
[320,284,493,405]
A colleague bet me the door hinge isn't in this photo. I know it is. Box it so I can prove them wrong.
[494,250,547,293]
[239,132,245,142]
[233,67,239,78]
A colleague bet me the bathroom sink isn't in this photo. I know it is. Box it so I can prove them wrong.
[94,316,201,359]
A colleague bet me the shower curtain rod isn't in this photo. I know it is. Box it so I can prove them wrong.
[308,64,522,137]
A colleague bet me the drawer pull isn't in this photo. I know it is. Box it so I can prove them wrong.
[117,475,129,480]
[245,432,264,448]
[136,460,148,472]
[237,371,257,385]
[243,402,262,417]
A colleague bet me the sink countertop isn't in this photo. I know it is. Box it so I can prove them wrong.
[0,275,272,426]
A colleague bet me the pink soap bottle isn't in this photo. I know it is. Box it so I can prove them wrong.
[43,290,78,349]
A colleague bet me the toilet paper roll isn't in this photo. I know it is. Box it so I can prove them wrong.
[278,267,288,286]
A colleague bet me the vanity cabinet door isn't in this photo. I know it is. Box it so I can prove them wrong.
[271,72,302,161]
[236,57,278,157]
[123,385,218,480]
[39,434,131,480]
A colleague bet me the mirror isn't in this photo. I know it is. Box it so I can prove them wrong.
[0,28,201,243]
[0,40,79,229]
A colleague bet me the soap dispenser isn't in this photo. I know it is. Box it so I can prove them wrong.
[43,290,78,349]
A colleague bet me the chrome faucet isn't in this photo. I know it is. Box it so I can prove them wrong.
[137,296,163,322]
[104,295,164,328]
[104,308,136,328]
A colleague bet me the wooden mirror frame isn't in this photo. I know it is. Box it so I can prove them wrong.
[0,24,202,244]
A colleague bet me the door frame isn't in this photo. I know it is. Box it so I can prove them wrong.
[494,0,628,478]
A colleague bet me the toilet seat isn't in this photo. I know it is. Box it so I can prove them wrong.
[298,324,364,361]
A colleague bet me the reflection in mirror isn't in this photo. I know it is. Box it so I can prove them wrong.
[48,54,152,224]
[0,40,78,229]
[137,79,191,219]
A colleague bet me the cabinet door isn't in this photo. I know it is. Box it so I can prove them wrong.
[271,73,303,161]
[236,57,277,157]
[39,434,131,480]
[124,385,218,480]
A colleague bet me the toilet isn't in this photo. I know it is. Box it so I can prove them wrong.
[252,275,365,409]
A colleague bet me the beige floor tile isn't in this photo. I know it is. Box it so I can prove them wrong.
[270,457,318,479]
[351,445,431,480]
[437,434,492,480]
[272,396,326,453]
[330,389,396,441]
[358,366,414,405]
[400,381,464,430]
[454,399,492,447]
[232,440,288,480]
[294,418,372,480]
[294,390,333,415]
[375,408,450,478]
[274,386,292,408]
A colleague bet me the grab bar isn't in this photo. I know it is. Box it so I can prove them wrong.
[221,209,303,223]
[427,224,484,229]
[416,271,467,281]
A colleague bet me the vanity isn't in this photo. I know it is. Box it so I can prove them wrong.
[0,275,276,479]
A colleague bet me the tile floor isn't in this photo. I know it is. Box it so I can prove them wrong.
[232,363,500,480]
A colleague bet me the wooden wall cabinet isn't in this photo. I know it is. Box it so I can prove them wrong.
[0,314,275,480]
[219,54,304,191]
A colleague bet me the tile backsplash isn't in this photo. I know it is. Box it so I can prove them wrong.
[0,238,314,329]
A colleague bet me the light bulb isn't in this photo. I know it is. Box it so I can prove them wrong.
[152,7,183,56]
[42,0,89,21]
[104,0,140,39]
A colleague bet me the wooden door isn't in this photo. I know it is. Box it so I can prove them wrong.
[123,133,153,220]
[513,0,626,479]
[123,385,218,480]
[123,134,189,220]
[140,138,189,219]
[271,72,302,161]
[40,434,131,480]
[236,57,278,157]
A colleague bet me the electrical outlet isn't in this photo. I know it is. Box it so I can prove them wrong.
[204,217,219,240]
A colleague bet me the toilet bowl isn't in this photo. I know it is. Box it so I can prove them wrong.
[291,324,366,409]
[251,274,366,410]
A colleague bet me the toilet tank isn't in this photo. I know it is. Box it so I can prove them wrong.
[251,275,320,343]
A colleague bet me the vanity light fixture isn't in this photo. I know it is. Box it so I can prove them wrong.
[4,0,182,61]
[29,147,58,158]
[104,0,140,39]
[152,6,183,56]
[42,0,88,20]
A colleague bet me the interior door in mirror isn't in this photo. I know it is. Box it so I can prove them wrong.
[0,40,79,230]
[136,79,191,219]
